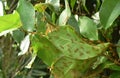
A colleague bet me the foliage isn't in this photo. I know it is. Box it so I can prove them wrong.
[0,0,120,78]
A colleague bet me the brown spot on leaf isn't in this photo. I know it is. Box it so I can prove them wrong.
[62,62,68,67]
[86,51,90,54]
[71,39,74,43]
[79,52,84,56]
[74,48,79,53]
[68,48,72,52]
[66,33,71,37]
[60,45,64,49]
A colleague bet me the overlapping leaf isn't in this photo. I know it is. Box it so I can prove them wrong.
[78,16,98,40]
[59,0,71,26]
[45,0,60,12]
[100,0,120,29]
[32,26,109,78]
[17,0,35,32]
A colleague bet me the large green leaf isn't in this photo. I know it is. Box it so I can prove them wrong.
[48,26,109,60]
[0,11,21,34]
[51,56,97,78]
[99,0,120,29]
[31,26,109,78]
[17,0,35,32]
[78,16,98,40]
[59,0,71,26]
[31,34,62,66]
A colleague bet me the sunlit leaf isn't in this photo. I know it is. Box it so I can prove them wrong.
[78,16,98,40]
[0,11,21,35]
[35,3,48,12]
[59,0,71,26]
[45,0,60,12]
[17,0,35,31]
[99,0,120,29]
[0,1,3,16]
[18,35,30,56]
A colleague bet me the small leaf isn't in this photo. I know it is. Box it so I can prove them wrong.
[117,40,120,58]
[78,16,98,40]
[13,29,25,43]
[18,35,30,56]
[0,11,21,35]
[17,0,35,32]
[70,0,76,11]
[35,3,48,12]
[99,0,120,29]
[0,1,3,16]
[103,61,120,71]
[45,0,60,12]
[81,0,89,14]
[25,54,36,68]
[67,15,80,33]
[59,0,71,26]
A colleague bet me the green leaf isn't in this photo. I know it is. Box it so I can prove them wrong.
[45,0,60,12]
[70,0,76,11]
[67,15,80,33]
[19,35,30,56]
[78,16,98,40]
[48,26,109,60]
[81,0,89,14]
[103,61,120,71]
[13,29,25,43]
[35,3,55,13]
[0,11,21,34]
[0,1,3,16]
[117,40,120,58]
[17,0,35,32]
[31,34,62,66]
[99,0,120,29]
[51,56,97,78]
[110,71,120,78]
[59,0,71,26]
[35,3,48,12]
[36,12,47,33]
